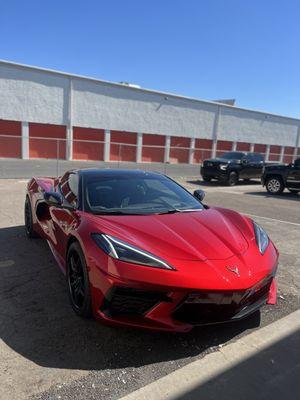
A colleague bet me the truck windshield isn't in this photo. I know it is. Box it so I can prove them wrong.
[221,152,245,160]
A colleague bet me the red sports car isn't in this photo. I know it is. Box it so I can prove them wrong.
[25,169,278,332]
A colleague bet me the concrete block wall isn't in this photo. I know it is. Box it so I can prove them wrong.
[0,60,299,164]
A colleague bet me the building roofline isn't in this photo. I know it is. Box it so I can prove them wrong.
[0,59,299,124]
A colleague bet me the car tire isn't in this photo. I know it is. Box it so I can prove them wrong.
[266,177,284,194]
[24,196,39,238]
[67,242,93,318]
[227,172,238,186]
[202,176,211,182]
[287,188,299,194]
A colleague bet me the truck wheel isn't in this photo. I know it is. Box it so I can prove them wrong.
[266,177,284,194]
[227,172,238,186]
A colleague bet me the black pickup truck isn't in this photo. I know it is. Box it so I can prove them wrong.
[201,151,265,186]
[261,157,300,194]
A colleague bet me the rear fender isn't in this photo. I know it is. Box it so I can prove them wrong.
[26,177,57,232]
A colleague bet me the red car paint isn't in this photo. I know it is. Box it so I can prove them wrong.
[26,171,278,332]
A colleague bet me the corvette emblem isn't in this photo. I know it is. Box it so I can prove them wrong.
[226,265,240,276]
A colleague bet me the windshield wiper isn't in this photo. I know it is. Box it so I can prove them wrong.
[92,208,203,216]
[157,208,202,215]
[92,210,132,215]
[156,209,179,215]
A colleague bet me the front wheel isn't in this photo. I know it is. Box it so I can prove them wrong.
[67,242,93,318]
[24,196,39,238]
[227,171,238,186]
[265,177,284,194]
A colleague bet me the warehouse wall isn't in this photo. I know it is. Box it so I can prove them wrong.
[0,63,69,125]
[0,60,299,163]
[218,107,299,146]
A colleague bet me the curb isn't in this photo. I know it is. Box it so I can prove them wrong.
[119,309,300,400]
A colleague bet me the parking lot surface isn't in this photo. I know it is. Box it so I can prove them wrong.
[0,177,299,400]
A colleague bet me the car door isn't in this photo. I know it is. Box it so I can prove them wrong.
[286,159,300,189]
[251,153,265,178]
[49,172,80,264]
[239,154,253,179]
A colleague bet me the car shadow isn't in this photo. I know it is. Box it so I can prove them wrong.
[245,191,300,202]
[0,225,261,371]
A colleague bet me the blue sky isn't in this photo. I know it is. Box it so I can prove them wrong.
[1,0,299,117]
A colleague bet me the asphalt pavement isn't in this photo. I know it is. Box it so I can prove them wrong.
[0,158,200,178]
[120,310,300,400]
[0,172,299,400]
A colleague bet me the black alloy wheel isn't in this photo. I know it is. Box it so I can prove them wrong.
[266,177,284,194]
[202,176,211,182]
[67,242,92,318]
[227,171,238,186]
[24,196,39,238]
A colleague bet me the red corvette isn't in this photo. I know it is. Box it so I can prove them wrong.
[25,169,278,332]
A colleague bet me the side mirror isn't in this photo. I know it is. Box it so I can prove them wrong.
[194,189,205,202]
[44,191,63,207]
[241,158,248,165]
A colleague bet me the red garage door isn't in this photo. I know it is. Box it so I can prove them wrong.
[216,140,233,157]
[193,139,213,163]
[0,120,22,158]
[169,136,190,163]
[110,131,137,162]
[73,127,104,161]
[142,134,165,162]
[283,147,294,163]
[29,123,66,159]
[236,142,251,151]
[269,145,281,161]
[254,143,267,158]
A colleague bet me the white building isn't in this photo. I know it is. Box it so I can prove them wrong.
[0,60,299,163]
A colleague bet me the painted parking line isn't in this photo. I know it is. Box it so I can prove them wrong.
[245,213,300,227]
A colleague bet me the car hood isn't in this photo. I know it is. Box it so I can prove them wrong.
[87,208,250,262]
[265,163,287,171]
[204,157,236,164]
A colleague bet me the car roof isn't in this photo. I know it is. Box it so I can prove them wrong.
[76,168,164,178]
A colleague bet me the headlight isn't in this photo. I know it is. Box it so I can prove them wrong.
[253,222,269,254]
[91,233,175,270]
[219,164,228,170]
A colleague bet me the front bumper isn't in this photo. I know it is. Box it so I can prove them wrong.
[92,272,277,333]
[88,236,279,332]
[201,166,228,181]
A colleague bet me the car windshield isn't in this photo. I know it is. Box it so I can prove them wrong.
[83,173,204,215]
[220,152,245,160]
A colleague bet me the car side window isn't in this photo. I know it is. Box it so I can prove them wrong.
[243,154,252,162]
[253,153,264,162]
[60,172,79,207]
[294,159,300,168]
